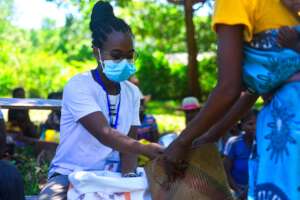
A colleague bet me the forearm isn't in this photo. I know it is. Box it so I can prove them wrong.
[177,86,241,146]
[95,127,147,156]
[121,153,137,175]
[80,113,150,156]
[121,127,138,175]
[176,25,245,147]
[194,92,258,145]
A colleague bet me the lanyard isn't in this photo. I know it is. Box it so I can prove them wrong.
[92,69,121,129]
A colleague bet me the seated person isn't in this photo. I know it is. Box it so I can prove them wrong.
[137,98,159,143]
[0,110,25,200]
[217,123,241,155]
[137,98,160,166]
[181,96,201,125]
[40,92,62,143]
[129,75,151,102]
[7,87,38,139]
[44,92,62,131]
[223,110,258,199]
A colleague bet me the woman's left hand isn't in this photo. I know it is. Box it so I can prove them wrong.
[162,140,190,183]
[143,143,164,160]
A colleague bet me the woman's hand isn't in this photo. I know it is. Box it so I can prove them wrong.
[161,140,190,183]
[142,142,164,160]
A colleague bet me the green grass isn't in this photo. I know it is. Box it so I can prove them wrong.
[154,114,185,133]
[146,100,182,115]
[146,100,185,133]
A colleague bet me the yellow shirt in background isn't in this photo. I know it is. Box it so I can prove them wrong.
[212,0,299,41]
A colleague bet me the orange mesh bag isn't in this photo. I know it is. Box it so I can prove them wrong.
[145,144,233,200]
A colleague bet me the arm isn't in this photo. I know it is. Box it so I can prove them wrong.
[121,126,138,175]
[79,112,163,159]
[169,25,245,151]
[224,156,242,192]
[193,91,258,147]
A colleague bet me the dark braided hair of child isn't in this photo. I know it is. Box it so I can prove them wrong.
[89,1,133,49]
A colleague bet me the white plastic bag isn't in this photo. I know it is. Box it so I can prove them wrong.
[67,168,151,200]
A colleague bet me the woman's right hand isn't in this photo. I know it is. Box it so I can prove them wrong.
[142,143,164,160]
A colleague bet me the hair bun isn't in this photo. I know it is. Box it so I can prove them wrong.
[91,1,114,25]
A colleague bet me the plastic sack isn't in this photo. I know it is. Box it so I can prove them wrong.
[67,168,151,200]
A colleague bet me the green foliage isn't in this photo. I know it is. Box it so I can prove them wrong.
[199,56,217,100]
[0,0,217,99]
[146,100,185,133]
[155,114,185,133]
[136,51,187,100]
[195,17,217,52]
[135,50,216,100]
[14,147,49,195]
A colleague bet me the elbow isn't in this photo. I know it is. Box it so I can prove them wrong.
[215,82,242,104]
[97,126,113,145]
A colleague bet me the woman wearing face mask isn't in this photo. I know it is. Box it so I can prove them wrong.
[38,1,163,199]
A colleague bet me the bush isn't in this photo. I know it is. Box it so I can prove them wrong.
[199,56,217,100]
[0,41,216,100]
[14,147,49,195]
[136,50,217,101]
[136,51,180,100]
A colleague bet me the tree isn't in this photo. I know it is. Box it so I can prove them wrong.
[168,0,206,98]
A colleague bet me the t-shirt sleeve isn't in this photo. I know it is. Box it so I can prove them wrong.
[212,0,255,42]
[131,87,142,126]
[63,77,102,122]
[223,137,236,159]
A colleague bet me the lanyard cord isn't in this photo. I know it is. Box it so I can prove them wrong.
[92,69,121,129]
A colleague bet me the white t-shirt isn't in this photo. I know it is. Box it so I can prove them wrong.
[49,71,141,177]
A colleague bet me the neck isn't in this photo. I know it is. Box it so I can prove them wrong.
[97,66,120,95]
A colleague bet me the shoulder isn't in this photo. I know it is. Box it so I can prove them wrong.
[121,81,142,100]
[63,71,95,100]
[64,71,94,92]
[66,71,93,87]
[213,0,257,41]
[224,135,241,155]
[227,135,244,146]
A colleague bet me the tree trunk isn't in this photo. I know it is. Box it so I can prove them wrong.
[183,0,201,98]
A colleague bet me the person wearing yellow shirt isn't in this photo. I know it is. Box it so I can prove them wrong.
[162,0,300,199]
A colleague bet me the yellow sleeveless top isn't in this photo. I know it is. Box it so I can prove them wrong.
[212,0,298,41]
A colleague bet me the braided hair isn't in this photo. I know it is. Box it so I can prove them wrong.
[90,1,132,49]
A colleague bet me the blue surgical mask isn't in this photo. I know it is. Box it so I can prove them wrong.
[102,59,136,82]
[98,50,136,82]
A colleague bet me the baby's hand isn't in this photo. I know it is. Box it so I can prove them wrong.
[278,26,299,51]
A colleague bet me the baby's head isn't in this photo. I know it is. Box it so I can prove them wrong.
[240,109,258,136]
[282,0,300,17]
